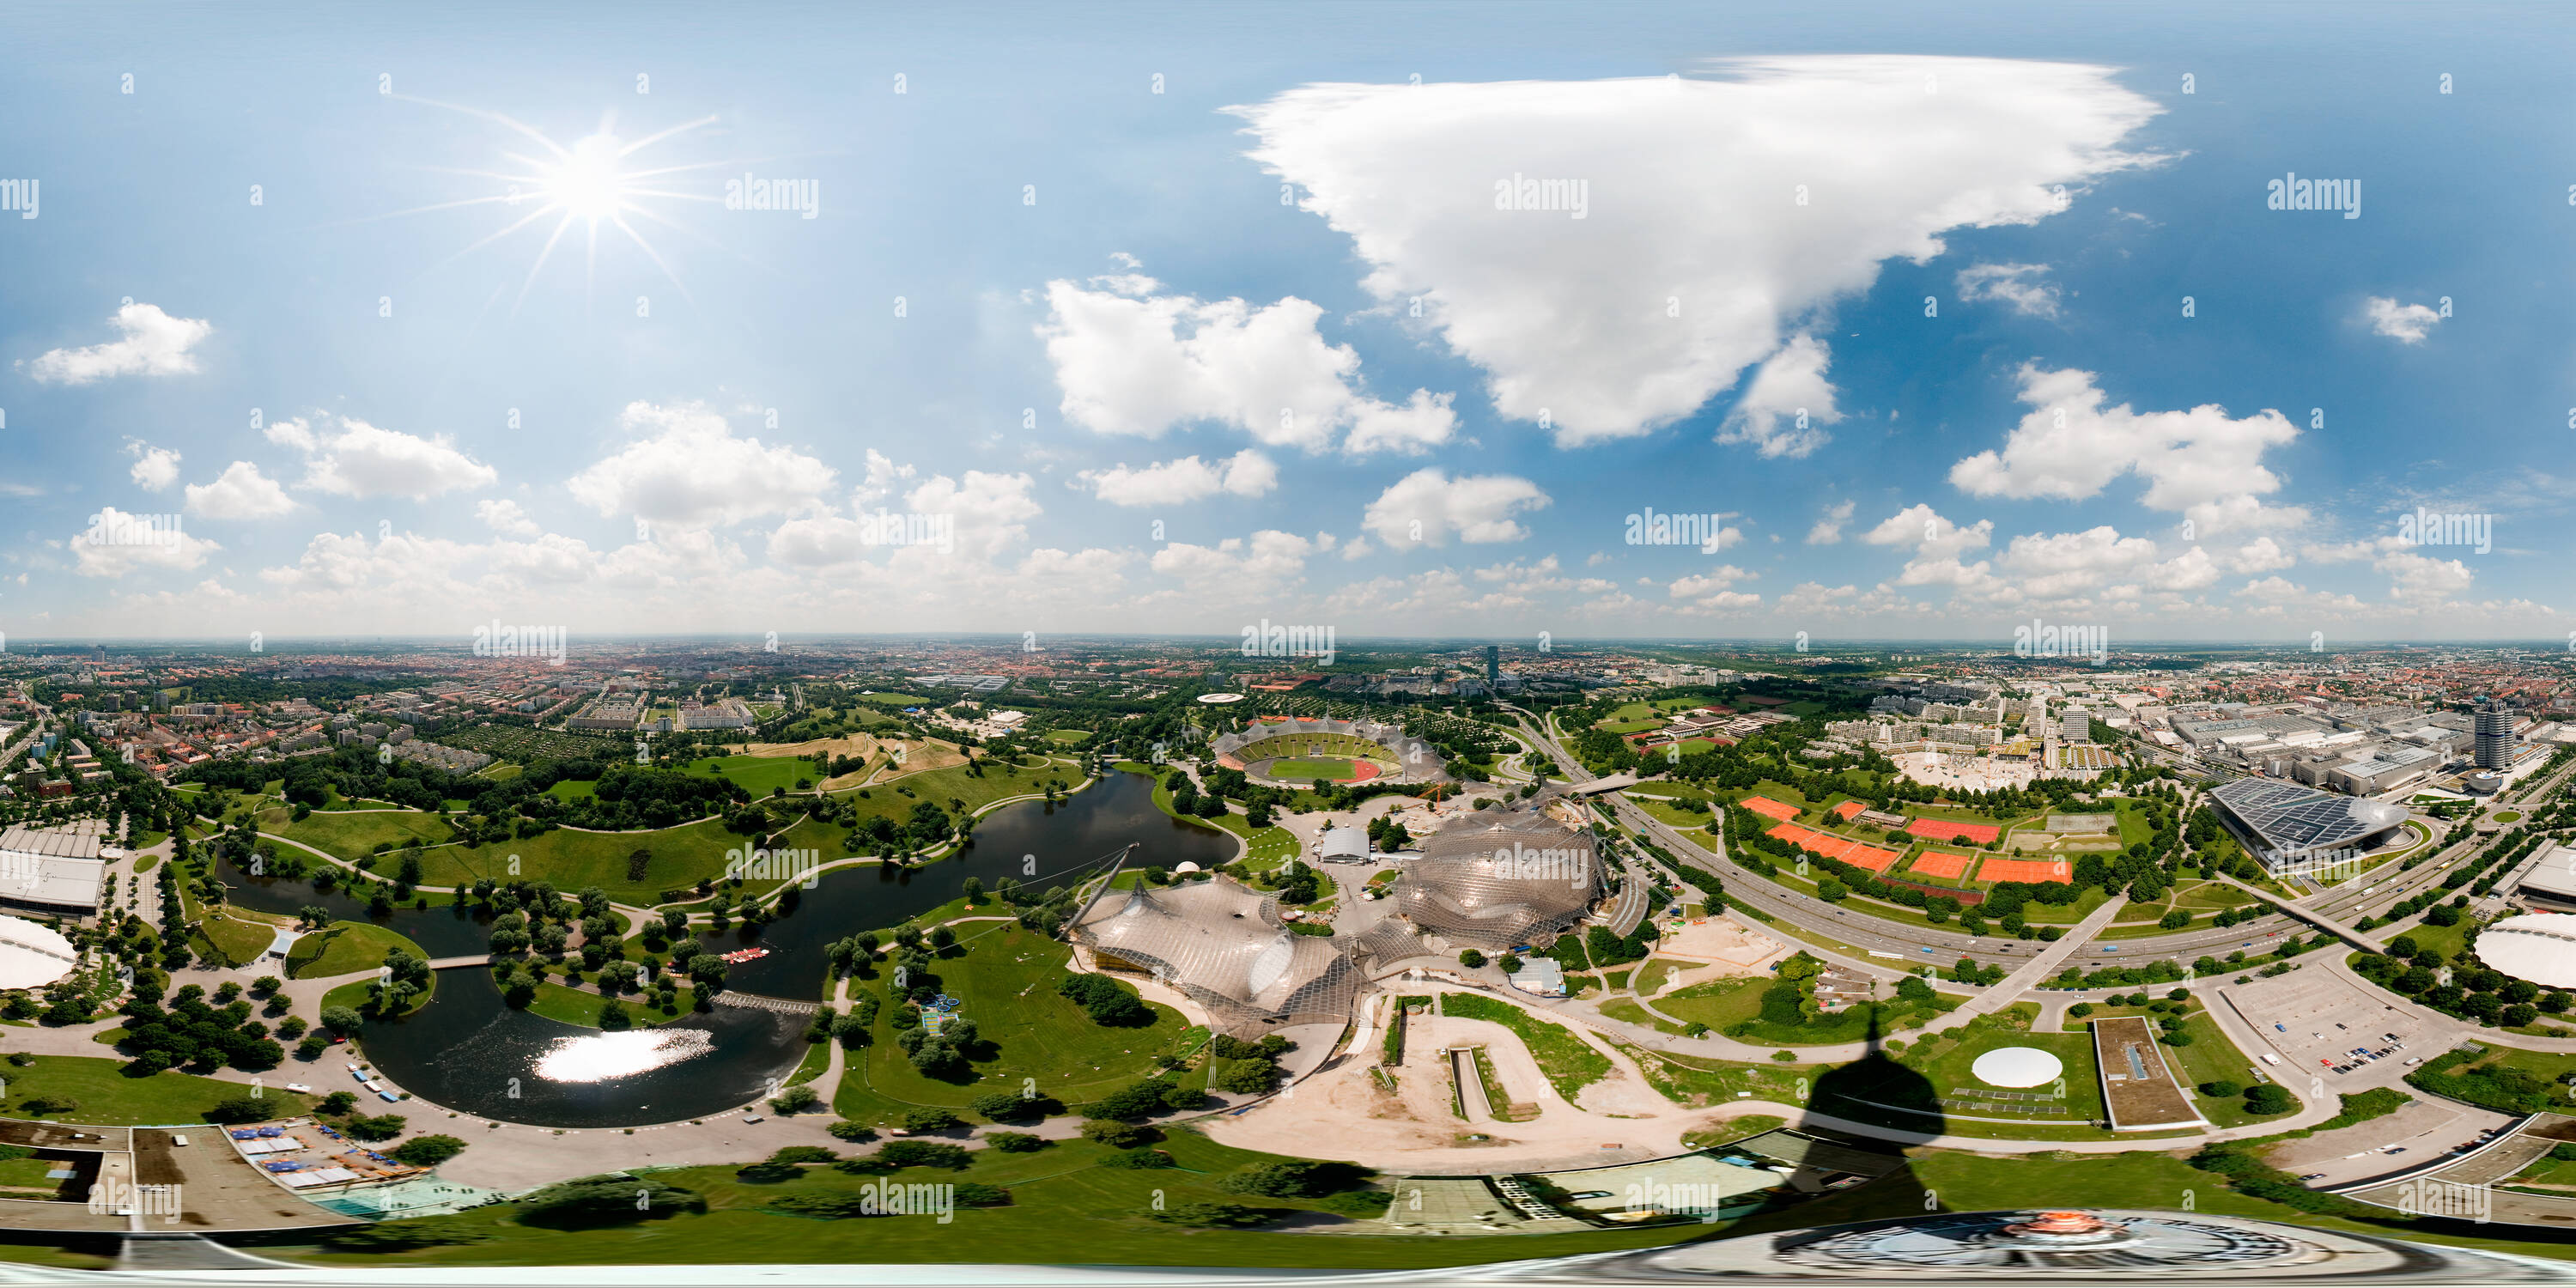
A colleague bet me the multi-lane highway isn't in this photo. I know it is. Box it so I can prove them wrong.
[1502,702,2563,979]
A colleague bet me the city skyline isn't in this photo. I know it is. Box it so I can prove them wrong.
[5,5,2570,645]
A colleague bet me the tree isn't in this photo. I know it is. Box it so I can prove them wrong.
[2199,1079,2241,1098]
[515,1175,706,1229]
[318,1091,359,1115]
[2244,1083,2293,1115]
[343,1114,408,1141]
[1458,949,1486,969]
[987,1132,1048,1152]
[389,1134,468,1166]
[902,1107,963,1133]
[319,1005,363,1035]
[770,1084,822,1115]
[204,1095,275,1125]
[1140,1201,1267,1228]
[1080,1118,1153,1149]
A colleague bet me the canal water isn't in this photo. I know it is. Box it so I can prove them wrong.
[218,769,1238,1127]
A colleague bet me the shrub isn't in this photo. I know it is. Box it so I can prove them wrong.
[2243,1083,2293,1115]
[901,1107,963,1133]
[343,1114,408,1142]
[388,1134,468,1167]
[204,1095,275,1125]
[825,1120,878,1143]
[1080,1118,1154,1149]
[2198,1079,2241,1098]
[321,1218,492,1250]
[1102,1148,1172,1169]
[987,1132,1049,1152]
[514,1175,706,1229]
[954,1182,1012,1206]
[1140,1201,1268,1228]
[769,1084,823,1115]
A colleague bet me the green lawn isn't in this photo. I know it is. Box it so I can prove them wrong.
[1265,757,1363,781]
[289,922,430,980]
[684,755,820,799]
[1435,993,1613,1100]
[544,780,598,803]
[834,927,1192,1125]
[270,808,455,860]
[1651,977,1769,1031]
[265,1126,1686,1270]
[197,913,280,967]
[0,1055,311,1125]
[1811,1007,2104,1127]
[518,981,691,1030]
[1043,728,1091,745]
[2165,1010,2297,1127]
[410,814,841,904]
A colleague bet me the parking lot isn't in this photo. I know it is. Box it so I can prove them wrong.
[2215,968,2453,1093]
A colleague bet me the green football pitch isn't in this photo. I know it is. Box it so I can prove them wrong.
[1268,756,1363,781]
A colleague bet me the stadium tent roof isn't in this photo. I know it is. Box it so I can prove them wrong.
[1391,807,1602,951]
[0,914,78,990]
[1070,879,1362,1035]
[1318,829,1371,860]
[1970,1046,2063,1089]
[2473,913,2576,990]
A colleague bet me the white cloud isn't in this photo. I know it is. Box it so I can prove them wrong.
[1362,469,1550,548]
[1072,450,1279,507]
[2362,295,2441,344]
[263,414,498,500]
[769,467,1042,566]
[1948,364,2306,534]
[1668,567,1761,611]
[568,402,832,526]
[25,303,212,385]
[1805,499,1856,545]
[70,507,222,578]
[1863,503,1999,592]
[1715,335,1842,458]
[2224,536,2294,574]
[125,440,181,491]
[184,462,297,519]
[1037,272,1455,453]
[477,499,543,538]
[1230,56,2161,445]
[1955,262,2063,319]
[2377,550,2474,603]
[1148,530,1331,599]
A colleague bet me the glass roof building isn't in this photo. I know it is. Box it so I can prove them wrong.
[2207,777,2409,869]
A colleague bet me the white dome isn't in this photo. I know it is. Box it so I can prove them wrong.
[2476,914,2576,990]
[1971,1046,2064,1088]
[1175,862,1202,874]
[0,915,77,991]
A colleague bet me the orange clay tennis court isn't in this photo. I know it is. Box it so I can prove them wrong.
[1979,856,2073,884]
[1906,850,1977,880]
[1741,796,1801,822]
[1831,800,1864,820]
[1902,817,2001,844]
[1766,823,1903,873]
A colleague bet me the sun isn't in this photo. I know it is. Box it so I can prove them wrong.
[373,101,735,313]
[539,131,630,222]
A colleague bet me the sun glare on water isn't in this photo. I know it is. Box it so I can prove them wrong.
[533,1028,715,1083]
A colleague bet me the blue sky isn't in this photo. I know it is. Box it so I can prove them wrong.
[3,1,2569,646]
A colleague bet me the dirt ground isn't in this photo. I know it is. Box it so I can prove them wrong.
[744,733,883,760]
[1206,991,1695,1173]
[1652,916,1790,974]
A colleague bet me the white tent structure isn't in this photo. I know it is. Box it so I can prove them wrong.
[0,914,79,990]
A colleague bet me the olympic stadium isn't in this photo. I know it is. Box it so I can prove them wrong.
[1212,716,1448,786]
[1068,878,1366,1036]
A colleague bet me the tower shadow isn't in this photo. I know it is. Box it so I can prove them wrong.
[1806,1007,1947,1142]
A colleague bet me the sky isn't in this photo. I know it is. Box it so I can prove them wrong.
[3,1,2572,649]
